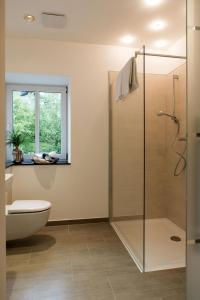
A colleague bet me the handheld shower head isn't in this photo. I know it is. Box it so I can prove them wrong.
[157,111,165,117]
[157,111,178,122]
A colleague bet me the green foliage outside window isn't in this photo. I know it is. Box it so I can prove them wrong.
[13,91,35,154]
[39,92,61,154]
[12,91,62,155]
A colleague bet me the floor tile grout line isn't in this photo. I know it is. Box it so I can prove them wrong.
[27,252,32,265]
[107,276,117,300]
[69,260,74,281]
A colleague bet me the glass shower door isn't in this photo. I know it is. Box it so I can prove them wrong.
[187,0,200,298]
[109,49,145,271]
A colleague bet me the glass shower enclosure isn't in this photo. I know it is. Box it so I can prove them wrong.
[109,47,187,272]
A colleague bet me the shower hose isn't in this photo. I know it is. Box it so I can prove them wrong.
[171,118,187,177]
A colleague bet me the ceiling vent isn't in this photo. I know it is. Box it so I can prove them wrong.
[41,12,67,29]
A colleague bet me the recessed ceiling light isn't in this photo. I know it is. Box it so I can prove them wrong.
[149,20,167,31]
[145,0,163,6]
[120,35,135,45]
[24,15,35,22]
[154,39,168,48]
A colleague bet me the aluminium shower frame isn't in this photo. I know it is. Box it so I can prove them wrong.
[135,50,186,60]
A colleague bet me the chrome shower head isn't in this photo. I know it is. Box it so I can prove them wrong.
[157,111,179,124]
[157,111,166,117]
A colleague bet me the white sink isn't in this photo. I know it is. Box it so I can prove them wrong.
[5,173,13,183]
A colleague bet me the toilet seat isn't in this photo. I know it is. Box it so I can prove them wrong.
[6,200,52,214]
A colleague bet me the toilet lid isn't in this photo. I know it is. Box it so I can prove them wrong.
[7,200,52,214]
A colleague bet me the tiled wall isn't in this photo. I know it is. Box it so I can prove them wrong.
[109,71,144,219]
[145,64,186,229]
[145,74,170,220]
[165,64,186,229]
[110,63,186,230]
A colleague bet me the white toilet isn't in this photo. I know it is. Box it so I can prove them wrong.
[6,200,52,241]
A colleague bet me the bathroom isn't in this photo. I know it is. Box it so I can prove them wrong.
[0,0,200,299]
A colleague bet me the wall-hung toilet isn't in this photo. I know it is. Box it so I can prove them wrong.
[6,200,52,241]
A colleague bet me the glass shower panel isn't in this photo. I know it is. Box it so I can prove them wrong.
[187,0,200,297]
[109,52,145,271]
[144,56,187,272]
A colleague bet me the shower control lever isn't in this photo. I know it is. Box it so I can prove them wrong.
[187,239,200,245]
[193,26,200,31]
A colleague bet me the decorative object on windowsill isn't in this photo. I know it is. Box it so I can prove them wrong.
[6,130,25,163]
[32,152,59,165]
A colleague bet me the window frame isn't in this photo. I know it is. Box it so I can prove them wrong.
[6,84,67,160]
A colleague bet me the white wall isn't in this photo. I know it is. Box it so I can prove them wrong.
[0,0,6,298]
[6,37,133,221]
[137,36,186,75]
[168,36,186,56]
[5,36,186,222]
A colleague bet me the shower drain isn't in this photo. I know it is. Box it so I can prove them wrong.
[170,235,181,242]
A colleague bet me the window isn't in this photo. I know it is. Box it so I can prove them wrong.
[7,84,67,160]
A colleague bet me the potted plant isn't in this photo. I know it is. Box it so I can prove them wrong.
[7,130,25,163]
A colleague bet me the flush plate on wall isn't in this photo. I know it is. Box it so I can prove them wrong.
[41,12,67,29]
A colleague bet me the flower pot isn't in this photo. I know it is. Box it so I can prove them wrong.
[12,147,23,163]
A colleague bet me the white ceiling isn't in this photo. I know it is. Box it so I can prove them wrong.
[6,0,186,49]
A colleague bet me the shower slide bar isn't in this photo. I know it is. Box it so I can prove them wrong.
[135,51,186,60]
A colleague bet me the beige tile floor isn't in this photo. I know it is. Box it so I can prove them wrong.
[6,222,186,300]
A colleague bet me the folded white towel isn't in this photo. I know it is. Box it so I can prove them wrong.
[115,57,139,101]
[49,151,58,158]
